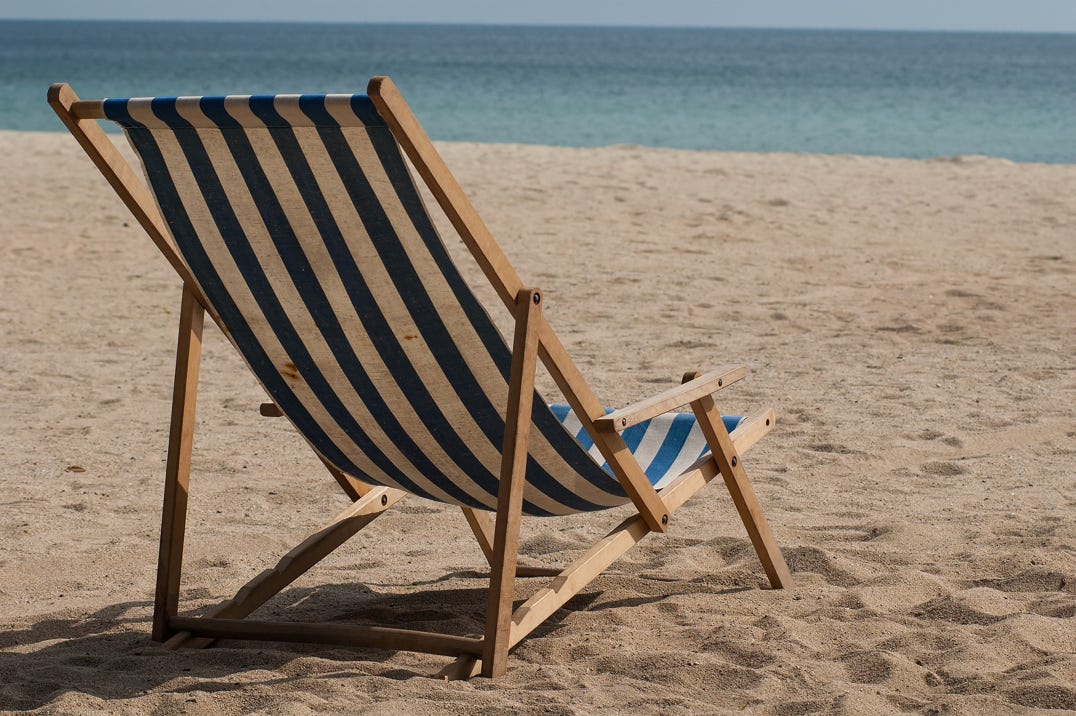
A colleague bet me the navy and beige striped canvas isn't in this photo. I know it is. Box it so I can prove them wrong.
[103,93,739,516]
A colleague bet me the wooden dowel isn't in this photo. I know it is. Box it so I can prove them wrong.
[515,565,563,578]
[69,99,106,119]
[259,402,284,417]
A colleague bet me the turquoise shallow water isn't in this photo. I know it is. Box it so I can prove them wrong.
[2,20,1074,162]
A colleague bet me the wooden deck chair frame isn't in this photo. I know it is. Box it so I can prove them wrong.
[48,76,792,679]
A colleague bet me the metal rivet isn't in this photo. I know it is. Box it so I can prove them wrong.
[381,494,388,506]
[661,514,669,525]
[731,456,738,467]
[717,378,723,387]
[532,292,541,304]
[621,417,627,427]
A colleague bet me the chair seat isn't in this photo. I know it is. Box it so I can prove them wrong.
[548,405,742,489]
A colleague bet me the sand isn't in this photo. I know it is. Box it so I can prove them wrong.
[1,129,1073,714]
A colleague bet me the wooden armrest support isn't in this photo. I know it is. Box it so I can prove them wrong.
[259,402,284,417]
[594,365,748,433]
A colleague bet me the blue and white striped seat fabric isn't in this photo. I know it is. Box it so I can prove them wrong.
[103,93,740,516]
[549,406,742,489]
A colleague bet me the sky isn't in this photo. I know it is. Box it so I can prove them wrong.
[3,0,1076,34]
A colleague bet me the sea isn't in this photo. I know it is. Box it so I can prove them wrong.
[2,20,1075,163]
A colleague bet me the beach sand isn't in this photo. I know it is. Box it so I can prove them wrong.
[1,129,1073,713]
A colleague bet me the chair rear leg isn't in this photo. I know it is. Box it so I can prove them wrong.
[714,445,792,589]
[152,285,205,641]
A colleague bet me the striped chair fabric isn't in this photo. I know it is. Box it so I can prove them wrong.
[102,93,740,516]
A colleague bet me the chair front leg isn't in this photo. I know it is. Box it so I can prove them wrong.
[684,374,792,589]
[483,288,543,677]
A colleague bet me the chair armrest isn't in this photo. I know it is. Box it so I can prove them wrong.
[594,365,748,433]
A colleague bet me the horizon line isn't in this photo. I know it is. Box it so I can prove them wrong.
[2,16,1075,36]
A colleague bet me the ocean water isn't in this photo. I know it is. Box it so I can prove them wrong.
[2,20,1075,162]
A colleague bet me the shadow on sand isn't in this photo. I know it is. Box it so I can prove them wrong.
[0,577,607,710]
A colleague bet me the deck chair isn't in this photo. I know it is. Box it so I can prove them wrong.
[48,76,792,679]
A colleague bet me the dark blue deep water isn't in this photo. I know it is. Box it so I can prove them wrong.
[2,20,1074,161]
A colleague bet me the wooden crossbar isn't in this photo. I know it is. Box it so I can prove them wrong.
[169,617,483,657]
[67,99,107,119]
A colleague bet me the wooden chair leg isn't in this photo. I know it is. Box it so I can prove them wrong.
[482,288,542,677]
[684,377,791,589]
[152,285,205,641]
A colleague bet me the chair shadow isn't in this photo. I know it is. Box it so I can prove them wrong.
[0,577,600,710]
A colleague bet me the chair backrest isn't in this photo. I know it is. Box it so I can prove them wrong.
[102,93,631,516]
